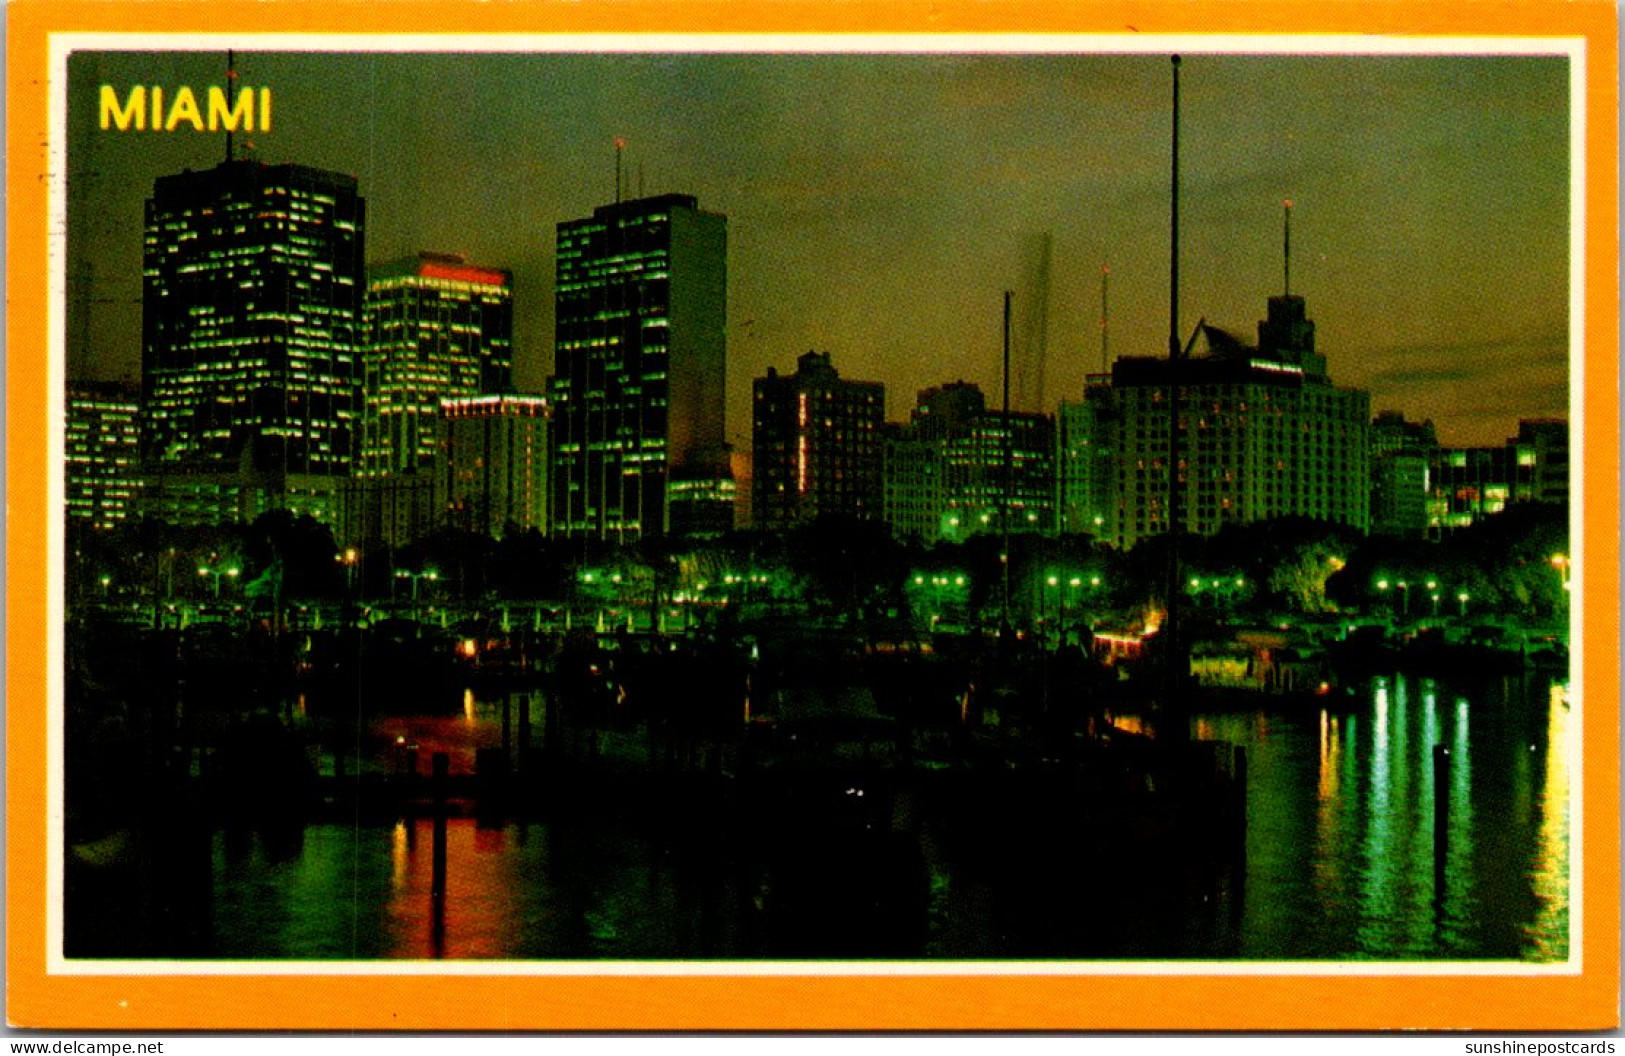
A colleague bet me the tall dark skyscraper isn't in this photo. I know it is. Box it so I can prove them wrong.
[140,159,365,525]
[548,193,728,542]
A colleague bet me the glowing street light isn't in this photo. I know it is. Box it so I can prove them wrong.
[198,563,240,598]
[1550,553,1571,592]
[335,547,359,593]
[395,568,439,617]
[1457,591,1471,617]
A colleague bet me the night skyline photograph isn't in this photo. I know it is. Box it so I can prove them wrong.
[56,38,1577,971]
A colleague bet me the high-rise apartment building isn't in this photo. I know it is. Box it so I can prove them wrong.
[548,193,728,541]
[1060,294,1369,550]
[752,351,885,530]
[438,394,550,538]
[66,381,142,530]
[140,160,364,525]
[362,253,513,477]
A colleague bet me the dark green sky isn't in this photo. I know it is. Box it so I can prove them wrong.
[66,48,1571,448]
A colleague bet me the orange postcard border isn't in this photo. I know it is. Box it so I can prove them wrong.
[6,0,1619,1032]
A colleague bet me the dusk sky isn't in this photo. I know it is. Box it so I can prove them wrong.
[65,47,1571,449]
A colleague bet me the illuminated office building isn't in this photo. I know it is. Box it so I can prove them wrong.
[937,406,1055,539]
[439,394,550,538]
[548,193,729,541]
[1513,418,1569,506]
[882,381,1055,543]
[66,381,142,530]
[752,351,885,530]
[361,252,513,477]
[344,252,513,545]
[1055,380,1116,537]
[140,159,364,525]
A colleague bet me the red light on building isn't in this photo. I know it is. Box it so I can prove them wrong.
[417,260,509,287]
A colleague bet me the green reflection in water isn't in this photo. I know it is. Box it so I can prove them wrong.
[1523,683,1570,960]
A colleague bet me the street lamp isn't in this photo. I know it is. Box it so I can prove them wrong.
[1550,553,1571,592]
[1064,576,1082,632]
[198,563,240,598]
[1457,591,1471,617]
[395,568,439,618]
[335,547,359,593]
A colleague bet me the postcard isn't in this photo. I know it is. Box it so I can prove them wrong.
[6,0,1619,1033]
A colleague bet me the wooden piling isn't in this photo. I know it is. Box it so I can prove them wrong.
[431,752,449,898]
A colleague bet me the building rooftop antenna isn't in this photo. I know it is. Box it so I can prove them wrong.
[1100,263,1110,376]
[225,50,237,163]
[1283,198,1293,297]
[614,136,626,204]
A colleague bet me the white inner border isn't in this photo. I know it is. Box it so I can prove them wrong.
[44,31,1588,979]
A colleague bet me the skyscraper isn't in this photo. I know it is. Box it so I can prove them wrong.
[548,193,728,542]
[140,159,364,525]
[1055,377,1115,536]
[344,252,513,546]
[362,252,513,478]
[752,351,885,530]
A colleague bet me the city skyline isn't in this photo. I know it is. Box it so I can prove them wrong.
[67,47,1571,449]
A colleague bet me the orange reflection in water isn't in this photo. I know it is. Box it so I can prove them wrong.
[384,817,524,959]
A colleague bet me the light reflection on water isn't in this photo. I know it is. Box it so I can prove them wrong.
[1200,672,1569,960]
[212,815,699,959]
[202,674,1569,961]
[1524,682,1570,960]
